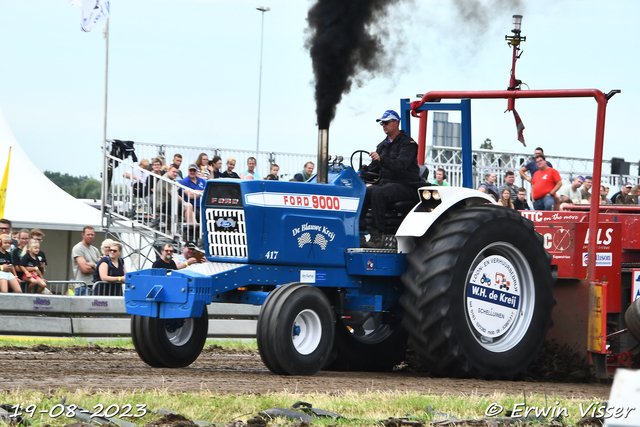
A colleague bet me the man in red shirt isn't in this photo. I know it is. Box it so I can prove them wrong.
[531,154,562,210]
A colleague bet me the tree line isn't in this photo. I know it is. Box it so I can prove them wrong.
[44,171,101,199]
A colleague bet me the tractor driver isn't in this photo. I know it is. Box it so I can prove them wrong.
[359,110,420,247]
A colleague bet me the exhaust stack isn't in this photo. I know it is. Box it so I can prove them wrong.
[317,128,329,184]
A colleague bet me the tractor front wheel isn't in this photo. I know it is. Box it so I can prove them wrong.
[136,307,209,368]
[131,315,163,367]
[257,283,334,375]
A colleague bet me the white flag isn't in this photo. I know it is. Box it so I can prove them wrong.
[69,0,110,32]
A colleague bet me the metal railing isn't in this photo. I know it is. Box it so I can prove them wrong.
[11,280,124,297]
[102,141,322,262]
[106,154,202,243]
[126,141,318,182]
[102,140,640,254]
[125,140,640,195]
[15,280,86,295]
[46,281,86,295]
[426,145,639,200]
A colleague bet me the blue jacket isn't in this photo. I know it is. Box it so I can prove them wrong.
[180,176,206,207]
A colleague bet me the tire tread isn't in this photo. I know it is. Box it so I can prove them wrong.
[400,205,555,379]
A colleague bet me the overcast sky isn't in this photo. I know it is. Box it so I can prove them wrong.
[0,0,638,178]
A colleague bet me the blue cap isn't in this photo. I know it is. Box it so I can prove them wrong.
[376,110,400,122]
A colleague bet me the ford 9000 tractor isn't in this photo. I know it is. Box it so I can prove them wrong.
[124,18,640,379]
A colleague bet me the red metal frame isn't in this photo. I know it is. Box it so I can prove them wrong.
[415,88,609,282]
[411,21,635,372]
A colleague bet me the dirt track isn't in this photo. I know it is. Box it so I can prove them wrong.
[0,345,611,399]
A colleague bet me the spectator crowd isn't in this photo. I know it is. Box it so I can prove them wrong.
[122,155,316,237]
[0,219,50,294]
[0,221,132,295]
[129,153,317,196]
[427,146,638,210]
[0,219,209,296]
[3,145,638,295]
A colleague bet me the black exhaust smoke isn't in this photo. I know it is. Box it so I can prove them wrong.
[307,0,526,129]
[306,0,525,183]
[306,0,402,129]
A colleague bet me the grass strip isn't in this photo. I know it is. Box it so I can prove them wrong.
[0,389,607,427]
[0,339,605,426]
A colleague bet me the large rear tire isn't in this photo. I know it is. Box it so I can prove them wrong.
[625,298,640,343]
[323,312,408,371]
[139,306,209,368]
[257,283,334,375]
[400,205,555,379]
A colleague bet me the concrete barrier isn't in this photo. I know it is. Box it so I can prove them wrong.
[0,294,259,338]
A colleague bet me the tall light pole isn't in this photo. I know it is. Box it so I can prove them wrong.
[256,6,270,153]
[101,18,110,219]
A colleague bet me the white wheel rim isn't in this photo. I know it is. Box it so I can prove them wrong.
[291,309,322,355]
[166,318,194,347]
[464,242,535,352]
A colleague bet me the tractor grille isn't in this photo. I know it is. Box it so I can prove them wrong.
[205,208,248,258]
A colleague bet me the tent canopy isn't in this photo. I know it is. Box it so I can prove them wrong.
[0,106,103,231]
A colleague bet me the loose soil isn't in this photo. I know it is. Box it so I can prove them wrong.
[0,344,611,399]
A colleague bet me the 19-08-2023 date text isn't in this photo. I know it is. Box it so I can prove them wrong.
[9,403,147,419]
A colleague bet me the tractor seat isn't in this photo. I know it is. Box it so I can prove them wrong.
[388,165,430,213]
[417,164,430,181]
[363,165,431,234]
[389,199,418,215]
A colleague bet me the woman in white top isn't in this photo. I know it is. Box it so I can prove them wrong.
[195,153,213,180]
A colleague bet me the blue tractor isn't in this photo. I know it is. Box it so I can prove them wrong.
[124,100,555,378]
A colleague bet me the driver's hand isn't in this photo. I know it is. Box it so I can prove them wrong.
[370,152,380,161]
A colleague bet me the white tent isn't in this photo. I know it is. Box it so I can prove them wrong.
[0,105,109,281]
[0,107,168,280]
[0,106,103,231]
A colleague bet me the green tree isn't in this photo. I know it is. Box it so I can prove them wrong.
[480,138,493,150]
[479,138,496,165]
[80,179,102,199]
[44,171,101,199]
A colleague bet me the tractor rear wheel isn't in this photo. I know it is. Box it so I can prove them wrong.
[323,312,407,371]
[625,298,640,343]
[139,306,209,368]
[257,283,334,375]
[400,205,555,379]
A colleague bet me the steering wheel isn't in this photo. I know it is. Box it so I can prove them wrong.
[350,150,379,183]
[350,150,371,171]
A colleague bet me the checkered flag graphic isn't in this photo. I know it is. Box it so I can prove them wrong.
[313,233,328,250]
[297,232,312,248]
